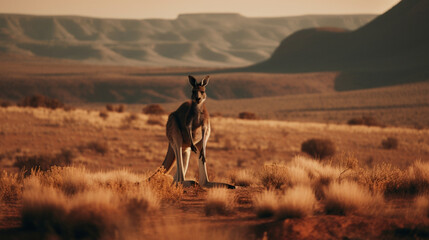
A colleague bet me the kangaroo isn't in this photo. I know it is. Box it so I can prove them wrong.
[152,75,235,189]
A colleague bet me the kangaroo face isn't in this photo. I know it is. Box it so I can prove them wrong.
[188,75,209,105]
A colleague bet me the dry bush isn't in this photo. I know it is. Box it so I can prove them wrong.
[381,137,399,150]
[0,170,24,202]
[147,171,183,203]
[105,104,114,111]
[347,116,381,127]
[14,149,74,173]
[78,141,108,155]
[106,104,126,113]
[277,185,316,219]
[117,104,125,113]
[238,112,257,120]
[260,163,289,189]
[99,111,109,120]
[205,188,234,216]
[147,115,165,126]
[323,181,384,215]
[301,138,336,160]
[21,167,160,239]
[121,113,139,129]
[18,94,64,109]
[142,104,165,115]
[0,99,12,108]
[229,170,254,187]
[253,190,278,218]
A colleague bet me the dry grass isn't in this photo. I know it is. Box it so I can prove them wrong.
[323,181,384,216]
[277,185,316,219]
[20,167,162,238]
[142,104,165,115]
[204,188,234,216]
[414,195,429,218]
[229,169,254,187]
[14,149,74,173]
[78,141,109,155]
[253,190,278,218]
[0,170,24,202]
[260,163,289,189]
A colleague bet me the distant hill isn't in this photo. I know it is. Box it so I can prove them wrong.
[0,13,375,67]
[249,0,429,90]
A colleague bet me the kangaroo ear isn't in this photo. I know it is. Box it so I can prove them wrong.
[200,75,210,87]
[188,75,197,87]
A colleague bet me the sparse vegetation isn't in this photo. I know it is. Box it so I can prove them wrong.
[14,149,75,173]
[78,141,109,155]
[147,115,165,126]
[142,104,165,115]
[0,99,12,108]
[229,170,254,187]
[253,190,277,218]
[122,113,139,129]
[381,137,398,149]
[238,112,257,120]
[99,111,109,120]
[301,138,336,160]
[106,104,126,113]
[323,181,384,216]
[277,185,316,219]
[347,116,381,127]
[18,94,64,109]
[205,188,233,216]
[0,170,24,202]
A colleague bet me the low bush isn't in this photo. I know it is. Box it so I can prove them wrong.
[260,164,289,189]
[229,170,254,187]
[142,104,165,115]
[106,104,126,113]
[238,112,257,120]
[381,137,399,150]
[14,149,74,174]
[18,94,64,110]
[99,111,108,120]
[78,141,108,155]
[347,116,381,127]
[277,185,316,219]
[253,190,278,218]
[0,99,12,108]
[301,138,336,160]
[323,181,384,216]
[0,170,24,202]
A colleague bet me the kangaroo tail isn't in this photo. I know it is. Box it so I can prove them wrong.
[148,144,175,180]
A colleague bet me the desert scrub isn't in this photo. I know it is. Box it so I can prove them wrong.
[78,141,109,155]
[323,181,384,216]
[21,167,160,239]
[260,163,289,189]
[301,138,336,160]
[277,185,316,219]
[18,94,64,110]
[229,169,254,187]
[381,137,399,149]
[253,190,278,218]
[205,188,234,216]
[347,116,381,127]
[0,170,24,202]
[238,112,257,120]
[14,149,74,174]
[142,104,165,115]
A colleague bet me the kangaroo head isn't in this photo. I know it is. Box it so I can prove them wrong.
[188,75,209,104]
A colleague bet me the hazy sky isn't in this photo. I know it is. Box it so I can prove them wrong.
[0,0,400,19]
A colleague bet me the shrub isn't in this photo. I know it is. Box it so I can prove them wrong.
[229,170,254,187]
[204,188,233,216]
[323,181,384,215]
[105,104,114,111]
[78,141,108,155]
[0,170,24,202]
[14,149,74,173]
[106,104,126,113]
[238,112,257,120]
[381,137,398,150]
[99,111,108,120]
[147,171,183,203]
[117,104,125,113]
[0,99,12,108]
[142,104,165,115]
[277,185,316,219]
[347,116,381,127]
[301,138,336,160]
[18,94,64,109]
[253,190,278,218]
[260,164,289,189]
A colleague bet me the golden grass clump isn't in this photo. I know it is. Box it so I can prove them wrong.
[277,185,316,219]
[323,181,384,216]
[0,170,24,202]
[147,171,183,203]
[260,163,289,189]
[229,169,254,187]
[204,188,234,216]
[21,167,160,239]
[253,190,278,218]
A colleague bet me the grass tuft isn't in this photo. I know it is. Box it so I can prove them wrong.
[277,185,316,219]
[205,188,233,216]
